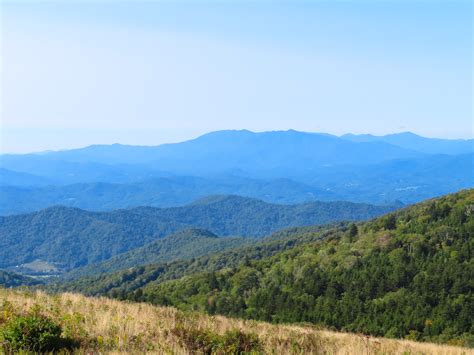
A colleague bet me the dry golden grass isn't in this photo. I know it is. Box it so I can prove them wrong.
[0,288,472,354]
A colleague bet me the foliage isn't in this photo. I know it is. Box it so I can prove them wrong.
[1,314,71,352]
[121,189,473,346]
[0,270,41,288]
[0,195,395,272]
[6,188,474,348]
[172,325,261,354]
[65,229,251,278]
[52,224,342,295]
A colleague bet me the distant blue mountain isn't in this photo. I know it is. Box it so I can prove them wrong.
[0,168,53,187]
[1,130,423,179]
[341,132,473,155]
[0,153,471,214]
[0,156,171,185]
[0,176,335,215]
[304,153,474,204]
[0,130,472,211]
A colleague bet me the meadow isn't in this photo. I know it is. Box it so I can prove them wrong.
[1,288,472,354]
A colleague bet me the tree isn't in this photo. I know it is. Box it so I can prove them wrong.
[382,215,397,230]
[348,224,358,240]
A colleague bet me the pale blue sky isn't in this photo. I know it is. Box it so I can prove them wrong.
[1,0,472,153]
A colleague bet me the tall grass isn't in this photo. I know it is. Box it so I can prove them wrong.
[0,288,471,354]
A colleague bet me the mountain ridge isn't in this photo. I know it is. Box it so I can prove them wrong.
[63,228,251,279]
[0,195,398,271]
[0,130,425,175]
[342,131,473,155]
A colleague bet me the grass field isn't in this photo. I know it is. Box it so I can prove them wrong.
[0,288,472,354]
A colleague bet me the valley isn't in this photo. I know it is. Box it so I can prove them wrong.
[2,1,472,352]
[0,195,396,273]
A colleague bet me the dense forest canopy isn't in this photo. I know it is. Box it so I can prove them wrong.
[0,270,41,288]
[63,228,251,278]
[0,196,395,271]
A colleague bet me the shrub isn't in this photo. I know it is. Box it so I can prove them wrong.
[348,224,358,239]
[172,324,261,354]
[381,215,397,230]
[172,325,217,354]
[1,314,72,352]
[220,329,261,353]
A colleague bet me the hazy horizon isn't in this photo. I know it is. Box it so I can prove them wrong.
[2,0,472,153]
[1,128,473,155]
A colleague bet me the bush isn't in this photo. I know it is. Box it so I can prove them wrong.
[172,325,261,354]
[172,325,217,354]
[1,314,71,352]
[220,329,261,353]
[381,215,397,230]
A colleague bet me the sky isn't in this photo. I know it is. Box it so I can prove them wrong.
[1,0,472,153]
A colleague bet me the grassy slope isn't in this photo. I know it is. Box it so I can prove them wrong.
[0,288,471,354]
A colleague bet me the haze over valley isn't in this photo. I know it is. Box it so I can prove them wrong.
[1,0,472,353]
[1,130,472,215]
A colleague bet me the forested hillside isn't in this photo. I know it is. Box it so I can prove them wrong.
[0,206,187,270]
[51,225,339,290]
[57,190,474,346]
[0,176,335,215]
[137,190,473,345]
[0,270,41,287]
[64,229,251,278]
[0,196,395,271]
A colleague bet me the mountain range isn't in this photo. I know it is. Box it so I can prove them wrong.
[1,130,428,173]
[342,131,474,155]
[0,130,472,214]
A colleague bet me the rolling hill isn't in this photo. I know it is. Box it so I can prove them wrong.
[0,270,41,287]
[0,196,396,271]
[64,228,251,278]
[58,224,337,282]
[0,176,335,215]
